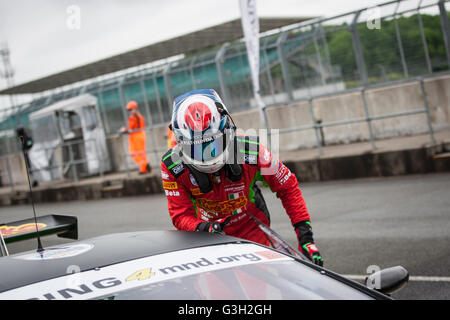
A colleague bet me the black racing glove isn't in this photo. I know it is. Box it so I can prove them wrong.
[196,216,232,234]
[294,220,323,267]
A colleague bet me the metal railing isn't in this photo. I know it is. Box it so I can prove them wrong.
[25,138,105,184]
[264,75,437,154]
[119,125,166,178]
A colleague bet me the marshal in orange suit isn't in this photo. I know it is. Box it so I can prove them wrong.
[167,123,177,149]
[120,101,151,174]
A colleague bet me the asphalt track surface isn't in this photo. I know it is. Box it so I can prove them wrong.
[1,172,449,300]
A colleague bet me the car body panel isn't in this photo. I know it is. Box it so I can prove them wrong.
[0,231,389,300]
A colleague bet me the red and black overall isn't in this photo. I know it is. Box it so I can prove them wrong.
[160,135,311,246]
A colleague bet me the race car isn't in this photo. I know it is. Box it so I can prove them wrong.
[0,214,409,300]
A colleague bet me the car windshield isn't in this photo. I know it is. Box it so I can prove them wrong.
[101,260,371,300]
[94,244,371,300]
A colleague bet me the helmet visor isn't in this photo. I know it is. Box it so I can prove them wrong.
[177,127,234,165]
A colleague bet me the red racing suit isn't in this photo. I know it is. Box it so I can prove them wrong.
[160,136,311,246]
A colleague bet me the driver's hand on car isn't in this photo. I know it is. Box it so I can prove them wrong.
[196,216,232,234]
[301,242,323,266]
[295,220,324,266]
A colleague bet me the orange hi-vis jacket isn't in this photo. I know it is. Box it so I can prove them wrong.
[126,112,148,173]
[167,127,177,149]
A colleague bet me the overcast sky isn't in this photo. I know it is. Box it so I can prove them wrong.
[0,0,391,103]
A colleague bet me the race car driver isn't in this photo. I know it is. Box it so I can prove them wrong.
[160,89,323,266]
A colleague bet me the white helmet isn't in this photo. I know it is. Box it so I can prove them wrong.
[171,89,235,174]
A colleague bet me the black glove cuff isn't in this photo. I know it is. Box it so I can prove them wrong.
[294,220,314,245]
[195,222,211,232]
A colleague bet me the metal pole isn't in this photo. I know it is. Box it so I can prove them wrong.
[121,133,131,178]
[141,76,160,168]
[360,88,377,151]
[262,38,276,104]
[146,124,159,169]
[139,78,152,126]
[393,2,409,78]
[163,63,173,109]
[277,31,294,101]
[350,10,368,86]
[118,78,128,128]
[93,139,104,181]
[97,87,111,135]
[417,0,433,74]
[308,99,323,156]
[68,143,78,183]
[5,153,14,193]
[312,25,326,86]
[263,106,272,150]
[419,78,436,145]
[239,52,253,104]
[0,230,9,257]
[189,56,197,90]
[152,74,164,124]
[0,43,20,129]
[438,0,450,68]
[4,138,14,192]
[215,43,230,106]
[319,23,332,72]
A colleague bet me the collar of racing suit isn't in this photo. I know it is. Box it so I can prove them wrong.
[186,162,242,194]
[162,135,260,194]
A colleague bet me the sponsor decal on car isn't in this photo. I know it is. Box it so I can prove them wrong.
[0,223,47,237]
[125,268,156,282]
[0,244,292,300]
[13,243,94,261]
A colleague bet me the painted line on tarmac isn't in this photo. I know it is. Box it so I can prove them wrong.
[343,275,450,282]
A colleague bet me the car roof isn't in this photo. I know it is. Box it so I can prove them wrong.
[0,230,244,293]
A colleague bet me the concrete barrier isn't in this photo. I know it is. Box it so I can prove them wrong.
[424,75,450,130]
[365,81,430,138]
[258,76,450,151]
